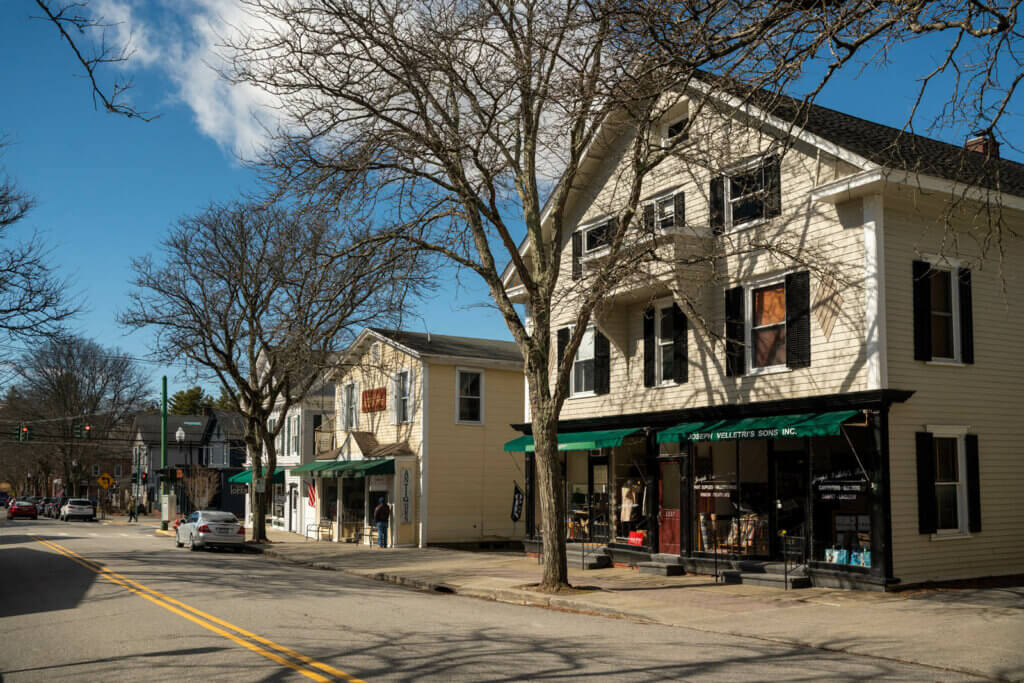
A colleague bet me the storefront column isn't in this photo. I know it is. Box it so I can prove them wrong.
[872,409,894,580]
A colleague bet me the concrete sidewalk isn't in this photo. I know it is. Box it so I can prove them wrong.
[239,529,1023,681]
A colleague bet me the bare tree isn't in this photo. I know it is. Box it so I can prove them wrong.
[228,0,1019,589]
[185,465,220,511]
[32,0,155,120]
[0,143,79,342]
[3,335,150,497]
[120,200,429,541]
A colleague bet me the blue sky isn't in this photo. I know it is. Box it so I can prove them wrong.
[1,3,1020,399]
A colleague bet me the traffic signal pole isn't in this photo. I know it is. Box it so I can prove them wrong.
[160,376,169,530]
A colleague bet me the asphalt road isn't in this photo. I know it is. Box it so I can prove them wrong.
[0,516,970,681]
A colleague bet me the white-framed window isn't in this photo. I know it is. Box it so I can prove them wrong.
[723,156,780,230]
[114,463,122,477]
[581,220,611,254]
[928,426,969,535]
[747,279,787,371]
[655,195,676,231]
[394,369,412,423]
[269,417,280,453]
[656,304,675,385]
[371,342,381,363]
[927,266,960,361]
[342,382,358,429]
[455,369,484,424]
[91,464,100,477]
[290,415,300,455]
[571,327,596,395]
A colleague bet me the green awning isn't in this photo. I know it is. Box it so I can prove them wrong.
[323,458,395,478]
[289,461,336,475]
[658,410,860,443]
[227,467,285,484]
[504,428,641,453]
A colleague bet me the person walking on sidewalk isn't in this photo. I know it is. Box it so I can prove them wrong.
[373,497,390,548]
[127,498,138,523]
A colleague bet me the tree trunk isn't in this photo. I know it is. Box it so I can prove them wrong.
[532,396,570,591]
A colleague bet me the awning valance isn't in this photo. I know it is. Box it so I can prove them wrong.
[657,410,860,444]
[289,461,336,475]
[504,428,641,453]
[323,458,395,478]
[227,467,285,484]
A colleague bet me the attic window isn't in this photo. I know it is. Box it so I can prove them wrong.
[584,221,610,253]
[665,117,689,142]
[371,343,381,362]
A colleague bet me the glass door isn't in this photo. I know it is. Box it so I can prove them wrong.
[773,449,808,559]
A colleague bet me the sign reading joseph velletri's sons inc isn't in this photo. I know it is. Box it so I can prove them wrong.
[691,426,799,441]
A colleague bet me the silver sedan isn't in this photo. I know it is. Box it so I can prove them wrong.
[175,510,246,551]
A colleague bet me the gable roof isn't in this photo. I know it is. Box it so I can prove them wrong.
[132,413,209,444]
[367,328,523,364]
[772,98,1024,197]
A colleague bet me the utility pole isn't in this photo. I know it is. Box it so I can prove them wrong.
[160,376,169,530]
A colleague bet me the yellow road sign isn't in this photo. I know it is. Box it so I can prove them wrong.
[98,473,114,489]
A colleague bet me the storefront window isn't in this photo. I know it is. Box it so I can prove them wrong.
[565,450,610,542]
[811,431,875,568]
[324,480,338,521]
[273,483,285,520]
[611,440,651,548]
[340,477,364,535]
[693,442,737,554]
[736,440,770,555]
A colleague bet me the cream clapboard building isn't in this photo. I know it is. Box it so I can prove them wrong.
[502,88,1024,589]
[293,328,525,547]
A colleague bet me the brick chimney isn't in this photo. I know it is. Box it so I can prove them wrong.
[965,131,1000,158]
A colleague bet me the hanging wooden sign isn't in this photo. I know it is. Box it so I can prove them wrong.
[362,387,387,413]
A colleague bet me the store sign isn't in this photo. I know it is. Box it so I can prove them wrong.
[627,530,646,546]
[401,469,411,524]
[815,480,868,502]
[691,427,799,441]
[694,481,736,499]
[230,483,247,496]
[510,483,524,522]
[361,388,387,413]
[368,475,387,489]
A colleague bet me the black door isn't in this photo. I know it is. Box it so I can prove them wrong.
[772,451,807,559]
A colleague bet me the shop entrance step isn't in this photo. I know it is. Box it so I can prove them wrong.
[723,566,810,589]
[637,561,685,576]
[564,544,612,570]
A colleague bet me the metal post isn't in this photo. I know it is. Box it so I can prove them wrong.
[160,376,168,530]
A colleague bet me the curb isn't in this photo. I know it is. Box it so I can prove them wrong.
[251,547,1011,682]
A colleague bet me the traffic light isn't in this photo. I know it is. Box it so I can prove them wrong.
[18,425,31,442]
[83,424,92,439]
[73,423,93,439]
[141,472,148,485]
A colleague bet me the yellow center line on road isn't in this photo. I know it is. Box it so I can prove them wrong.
[33,536,364,683]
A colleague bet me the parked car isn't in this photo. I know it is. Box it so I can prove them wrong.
[8,499,38,520]
[175,510,245,551]
[60,498,95,522]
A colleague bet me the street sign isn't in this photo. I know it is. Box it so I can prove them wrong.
[97,473,114,489]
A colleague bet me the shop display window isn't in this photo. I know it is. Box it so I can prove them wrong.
[564,450,611,542]
[611,440,651,547]
[811,431,876,568]
[693,442,739,555]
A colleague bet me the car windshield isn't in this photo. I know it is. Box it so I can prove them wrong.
[69,499,91,506]
[200,512,237,523]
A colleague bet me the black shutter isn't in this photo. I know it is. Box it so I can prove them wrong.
[912,260,932,361]
[725,286,745,376]
[672,304,687,383]
[557,327,569,370]
[785,271,811,369]
[643,203,655,232]
[965,434,981,533]
[571,231,582,280]
[959,267,974,364]
[643,307,655,388]
[710,177,725,235]
[673,192,685,228]
[916,431,937,535]
[764,155,782,218]
[594,330,610,395]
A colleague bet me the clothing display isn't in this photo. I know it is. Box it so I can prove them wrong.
[620,482,642,522]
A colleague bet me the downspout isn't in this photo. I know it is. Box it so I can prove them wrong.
[419,362,429,548]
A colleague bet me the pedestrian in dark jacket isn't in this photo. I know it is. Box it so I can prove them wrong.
[127,499,138,523]
[373,498,390,548]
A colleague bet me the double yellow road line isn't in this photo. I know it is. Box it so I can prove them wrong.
[33,536,364,682]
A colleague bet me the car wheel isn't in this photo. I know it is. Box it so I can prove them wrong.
[175,531,184,548]
[189,534,199,552]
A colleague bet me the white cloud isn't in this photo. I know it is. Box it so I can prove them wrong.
[90,0,282,159]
